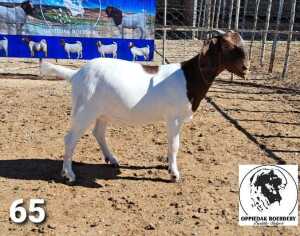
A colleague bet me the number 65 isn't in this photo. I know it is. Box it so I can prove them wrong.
[9,199,46,224]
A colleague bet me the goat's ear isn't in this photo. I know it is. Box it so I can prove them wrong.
[222,31,242,47]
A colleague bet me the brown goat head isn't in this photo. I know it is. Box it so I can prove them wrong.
[105,6,123,26]
[219,31,249,78]
[201,31,249,79]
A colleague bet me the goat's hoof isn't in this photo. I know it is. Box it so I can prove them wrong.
[105,156,119,167]
[170,174,180,183]
[61,169,76,183]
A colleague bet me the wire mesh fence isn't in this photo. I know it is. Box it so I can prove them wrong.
[154,0,300,80]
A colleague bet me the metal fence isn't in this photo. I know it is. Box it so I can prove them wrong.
[154,0,299,79]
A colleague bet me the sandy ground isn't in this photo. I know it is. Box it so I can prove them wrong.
[0,41,299,235]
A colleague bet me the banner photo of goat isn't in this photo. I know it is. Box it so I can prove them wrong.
[0,0,155,60]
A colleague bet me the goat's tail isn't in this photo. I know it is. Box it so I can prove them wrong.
[40,62,78,82]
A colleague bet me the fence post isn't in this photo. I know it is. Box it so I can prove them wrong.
[221,0,226,28]
[211,0,217,28]
[197,0,204,38]
[228,0,234,29]
[259,0,272,66]
[282,0,297,79]
[200,0,207,39]
[192,0,198,38]
[39,58,43,76]
[162,0,167,64]
[215,0,221,28]
[268,0,284,73]
[234,0,241,31]
[241,0,248,35]
[206,0,212,37]
[249,0,261,60]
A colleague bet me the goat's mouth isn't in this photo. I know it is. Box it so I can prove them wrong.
[229,68,249,79]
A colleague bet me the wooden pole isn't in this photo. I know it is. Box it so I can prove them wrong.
[162,0,167,64]
[249,0,261,60]
[268,0,284,73]
[211,0,217,28]
[201,0,207,39]
[282,0,297,79]
[215,0,222,28]
[234,0,241,31]
[228,0,234,29]
[197,0,204,38]
[259,0,272,66]
[221,0,226,28]
[241,0,248,35]
[39,58,42,76]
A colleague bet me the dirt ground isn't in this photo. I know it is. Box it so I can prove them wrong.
[0,41,299,235]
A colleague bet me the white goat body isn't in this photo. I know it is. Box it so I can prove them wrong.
[63,41,83,59]
[28,39,47,57]
[129,43,149,61]
[97,41,117,58]
[121,13,146,39]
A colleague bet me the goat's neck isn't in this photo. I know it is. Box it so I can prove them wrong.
[181,54,224,112]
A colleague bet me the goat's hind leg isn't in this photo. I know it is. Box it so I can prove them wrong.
[93,119,119,166]
[62,106,96,182]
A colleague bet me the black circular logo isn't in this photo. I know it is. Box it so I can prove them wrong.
[240,165,298,216]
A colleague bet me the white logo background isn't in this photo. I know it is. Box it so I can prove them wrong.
[239,165,298,226]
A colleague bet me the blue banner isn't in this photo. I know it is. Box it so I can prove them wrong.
[0,0,156,60]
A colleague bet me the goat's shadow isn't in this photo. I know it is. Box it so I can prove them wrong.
[0,159,169,188]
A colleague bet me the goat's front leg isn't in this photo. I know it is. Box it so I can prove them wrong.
[93,119,119,166]
[167,118,183,182]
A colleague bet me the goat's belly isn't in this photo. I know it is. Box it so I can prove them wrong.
[98,98,170,125]
[94,90,191,125]
[101,110,166,126]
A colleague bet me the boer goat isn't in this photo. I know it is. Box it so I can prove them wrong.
[0,0,35,35]
[129,42,149,61]
[60,39,83,59]
[22,37,47,57]
[96,41,118,58]
[105,6,146,39]
[41,30,249,183]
